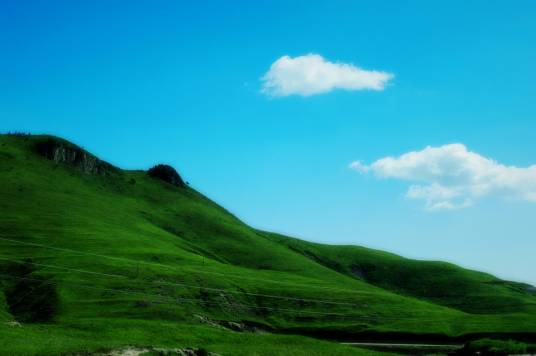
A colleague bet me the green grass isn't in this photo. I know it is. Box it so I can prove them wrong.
[464,338,536,355]
[0,319,394,356]
[263,232,536,314]
[0,134,535,355]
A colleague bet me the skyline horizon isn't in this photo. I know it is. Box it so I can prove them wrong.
[3,130,534,287]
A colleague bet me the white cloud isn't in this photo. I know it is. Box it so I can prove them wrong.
[261,54,393,97]
[350,144,536,211]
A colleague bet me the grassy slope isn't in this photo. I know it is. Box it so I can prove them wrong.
[0,319,397,356]
[0,134,535,355]
[263,232,536,314]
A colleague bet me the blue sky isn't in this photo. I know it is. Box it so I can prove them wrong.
[2,1,536,284]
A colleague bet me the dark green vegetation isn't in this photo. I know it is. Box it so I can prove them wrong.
[147,164,186,188]
[0,134,535,355]
[3,258,60,323]
[461,338,536,355]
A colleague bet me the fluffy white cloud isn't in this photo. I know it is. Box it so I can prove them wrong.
[350,144,536,211]
[261,54,393,97]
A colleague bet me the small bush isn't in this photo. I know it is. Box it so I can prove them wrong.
[147,164,185,187]
[6,277,60,322]
[3,260,60,323]
[135,300,151,308]
[197,348,209,356]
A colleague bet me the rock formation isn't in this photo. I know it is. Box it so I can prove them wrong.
[35,138,116,175]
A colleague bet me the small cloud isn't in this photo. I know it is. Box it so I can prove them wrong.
[348,160,370,173]
[350,144,536,211]
[261,54,393,97]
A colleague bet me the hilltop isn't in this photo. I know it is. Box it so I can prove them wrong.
[0,134,535,355]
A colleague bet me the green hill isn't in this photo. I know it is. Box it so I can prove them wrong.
[0,133,535,355]
[264,232,536,314]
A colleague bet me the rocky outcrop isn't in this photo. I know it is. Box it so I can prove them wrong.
[35,138,116,175]
[147,164,185,187]
[101,346,219,356]
[195,314,270,334]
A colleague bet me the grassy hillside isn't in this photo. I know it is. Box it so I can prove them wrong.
[264,232,536,314]
[0,134,535,355]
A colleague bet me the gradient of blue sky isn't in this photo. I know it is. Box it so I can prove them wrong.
[1,1,536,284]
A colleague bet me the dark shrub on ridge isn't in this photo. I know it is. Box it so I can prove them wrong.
[147,164,185,187]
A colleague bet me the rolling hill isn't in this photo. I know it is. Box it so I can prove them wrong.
[0,133,535,355]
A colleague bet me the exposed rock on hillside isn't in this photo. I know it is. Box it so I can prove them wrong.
[195,314,270,334]
[147,164,185,187]
[35,138,116,175]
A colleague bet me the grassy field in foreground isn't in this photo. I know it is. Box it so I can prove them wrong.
[0,319,396,356]
[0,134,534,355]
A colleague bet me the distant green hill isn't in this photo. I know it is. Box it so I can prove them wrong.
[264,232,536,314]
[0,134,534,355]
